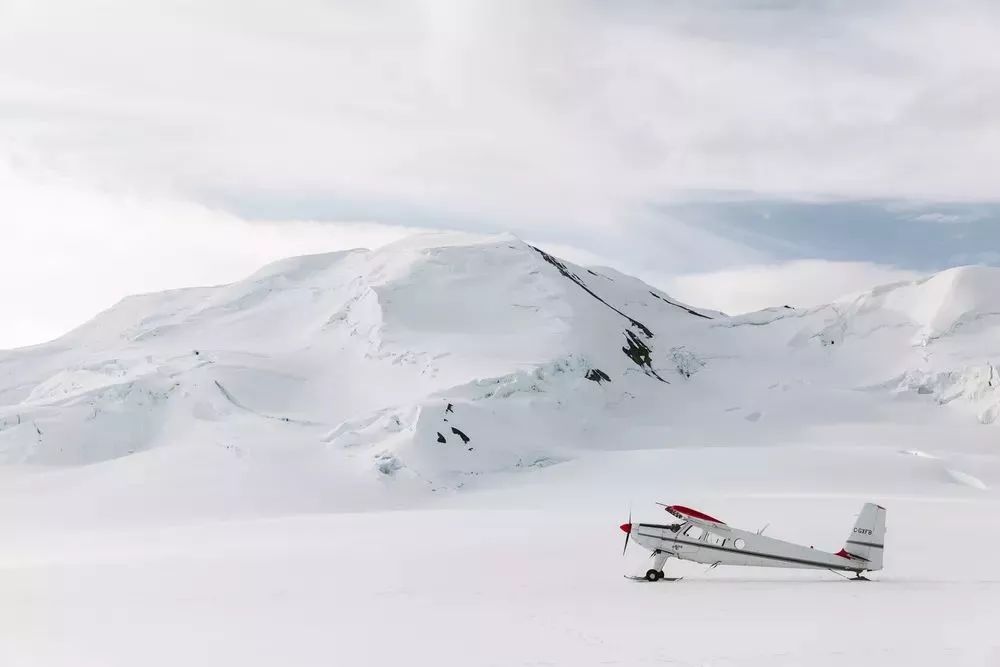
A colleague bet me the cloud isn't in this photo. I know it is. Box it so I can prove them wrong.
[0,163,427,349]
[909,212,983,224]
[661,260,923,315]
[3,0,1000,231]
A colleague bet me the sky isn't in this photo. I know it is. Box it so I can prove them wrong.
[2,0,1000,348]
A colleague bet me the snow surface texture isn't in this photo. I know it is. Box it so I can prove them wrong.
[1,232,999,666]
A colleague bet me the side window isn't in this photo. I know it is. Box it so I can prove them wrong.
[705,532,726,547]
[684,525,704,539]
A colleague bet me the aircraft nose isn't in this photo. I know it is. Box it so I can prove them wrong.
[619,523,632,534]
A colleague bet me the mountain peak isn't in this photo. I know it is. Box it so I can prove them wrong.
[0,236,707,469]
[839,265,1000,342]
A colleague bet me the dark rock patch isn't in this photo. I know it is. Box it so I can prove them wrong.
[436,432,447,443]
[623,330,668,383]
[451,427,471,444]
[585,368,611,384]
[647,291,712,320]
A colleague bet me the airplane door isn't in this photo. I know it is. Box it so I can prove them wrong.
[671,523,703,561]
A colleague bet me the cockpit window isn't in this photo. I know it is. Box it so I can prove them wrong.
[705,532,726,546]
[684,525,705,539]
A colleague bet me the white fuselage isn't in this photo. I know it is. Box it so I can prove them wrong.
[631,521,864,572]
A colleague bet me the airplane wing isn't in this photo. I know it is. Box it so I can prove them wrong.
[658,503,728,527]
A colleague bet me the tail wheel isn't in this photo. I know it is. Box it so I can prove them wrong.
[645,569,661,582]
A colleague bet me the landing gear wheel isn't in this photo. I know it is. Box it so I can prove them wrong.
[657,570,665,578]
[645,569,662,582]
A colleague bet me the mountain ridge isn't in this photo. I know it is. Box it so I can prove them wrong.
[1,233,997,498]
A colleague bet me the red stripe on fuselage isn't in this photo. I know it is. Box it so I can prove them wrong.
[835,548,867,561]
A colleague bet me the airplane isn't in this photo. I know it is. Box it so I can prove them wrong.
[620,502,886,582]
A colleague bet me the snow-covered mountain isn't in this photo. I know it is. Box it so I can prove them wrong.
[726,265,1000,425]
[1,232,997,500]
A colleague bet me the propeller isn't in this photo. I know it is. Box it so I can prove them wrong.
[620,506,632,556]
